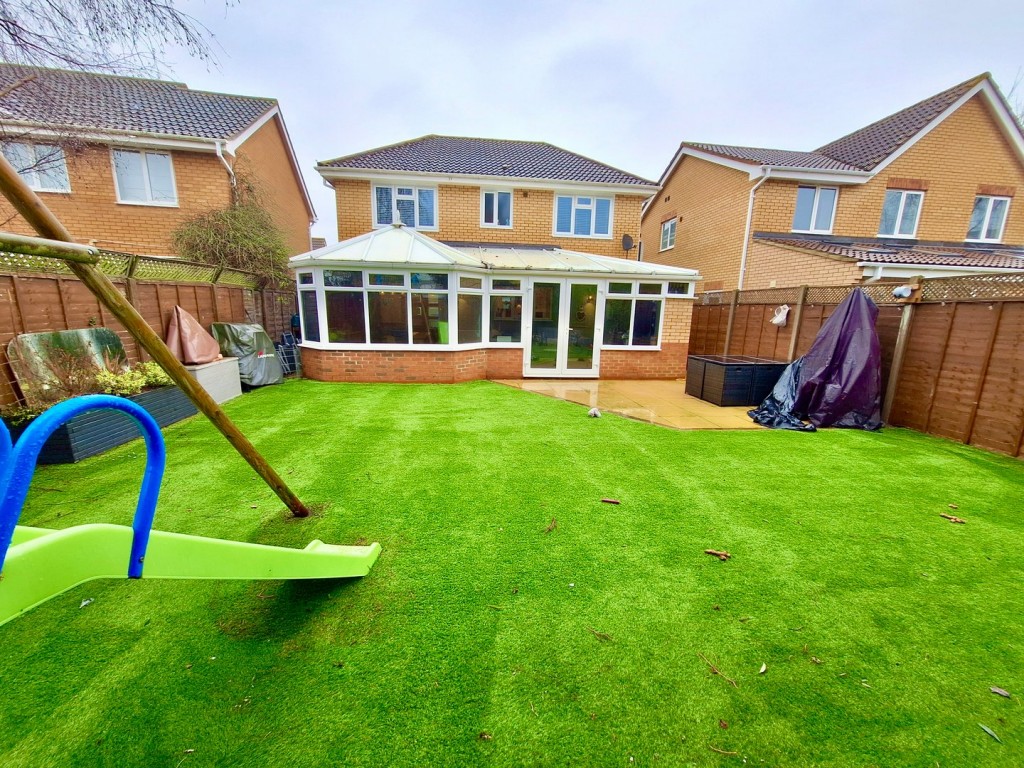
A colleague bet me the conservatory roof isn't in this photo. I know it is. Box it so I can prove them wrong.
[290,225,700,279]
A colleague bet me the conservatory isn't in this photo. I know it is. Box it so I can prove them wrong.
[290,225,700,382]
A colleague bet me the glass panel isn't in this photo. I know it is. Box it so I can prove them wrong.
[986,198,1008,240]
[369,273,404,286]
[492,278,520,291]
[632,300,661,346]
[966,197,987,239]
[489,295,522,342]
[375,186,393,225]
[483,192,495,224]
[113,150,147,201]
[324,269,363,287]
[497,191,511,226]
[661,219,674,249]
[3,142,33,175]
[898,192,921,236]
[397,197,416,227]
[639,283,662,295]
[574,206,592,236]
[567,283,597,370]
[667,282,690,295]
[609,282,631,294]
[457,294,482,343]
[792,186,816,231]
[530,283,559,368]
[555,196,572,233]
[35,145,69,191]
[879,190,902,235]
[326,292,366,343]
[602,299,631,345]
[411,293,448,344]
[814,188,837,231]
[459,276,482,289]
[411,272,448,290]
[300,291,320,342]
[417,189,435,227]
[577,197,591,205]
[298,272,314,285]
[145,152,176,202]
[594,198,611,235]
[397,187,412,196]
[368,292,408,343]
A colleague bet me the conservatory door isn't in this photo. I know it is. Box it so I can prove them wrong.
[524,279,601,377]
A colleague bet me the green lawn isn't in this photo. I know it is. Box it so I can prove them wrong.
[1,379,1022,767]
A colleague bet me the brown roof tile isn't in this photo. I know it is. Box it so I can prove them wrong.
[684,143,862,171]
[757,235,1024,270]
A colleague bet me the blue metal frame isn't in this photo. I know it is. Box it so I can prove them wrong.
[0,395,166,578]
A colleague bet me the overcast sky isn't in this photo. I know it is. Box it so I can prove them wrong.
[164,0,1024,242]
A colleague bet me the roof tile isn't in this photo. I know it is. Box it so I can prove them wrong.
[757,235,1024,270]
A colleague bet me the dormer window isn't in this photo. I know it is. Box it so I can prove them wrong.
[878,189,923,238]
[373,185,437,230]
[2,142,70,192]
[966,195,1010,242]
[791,186,837,233]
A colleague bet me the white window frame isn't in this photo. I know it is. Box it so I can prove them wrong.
[111,148,178,206]
[660,219,676,251]
[791,186,838,234]
[553,194,614,239]
[3,142,71,193]
[966,195,1011,243]
[371,184,438,231]
[480,189,513,228]
[601,280,665,349]
[878,189,924,239]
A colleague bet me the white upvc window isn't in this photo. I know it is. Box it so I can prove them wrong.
[966,195,1011,242]
[112,149,177,205]
[660,218,676,251]
[2,142,70,192]
[878,189,923,238]
[602,281,664,348]
[792,186,838,233]
[554,194,613,238]
[373,185,437,230]
[481,190,513,228]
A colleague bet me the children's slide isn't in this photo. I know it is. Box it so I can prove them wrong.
[0,395,380,627]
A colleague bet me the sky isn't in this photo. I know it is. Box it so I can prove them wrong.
[162,0,1024,243]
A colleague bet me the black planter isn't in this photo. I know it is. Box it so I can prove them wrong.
[3,387,198,464]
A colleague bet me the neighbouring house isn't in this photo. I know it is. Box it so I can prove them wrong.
[295,135,700,382]
[0,64,316,257]
[641,73,1024,292]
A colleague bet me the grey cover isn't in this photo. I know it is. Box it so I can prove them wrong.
[209,323,283,387]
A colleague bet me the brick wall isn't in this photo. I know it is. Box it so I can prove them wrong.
[639,155,751,290]
[332,179,646,258]
[743,241,861,290]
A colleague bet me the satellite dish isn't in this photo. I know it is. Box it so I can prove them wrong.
[621,234,634,251]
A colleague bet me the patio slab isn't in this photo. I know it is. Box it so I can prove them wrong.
[493,379,763,430]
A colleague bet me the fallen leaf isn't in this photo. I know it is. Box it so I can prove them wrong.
[478,732,493,741]
[704,549,731,561]
[940,513,966,524]
[979,723,1001,743]
[487,605,504,611]
[249,505,258,509]
[587,627,613,642]
[80,598,94,608]
[948,503,959,509]
[991,686,1012,698]
[811,656,822,665]
[738,616,752,623]
[718,719,728,729]
[543,518,557,534]
[759,663,767,674]
[601,498,620,505]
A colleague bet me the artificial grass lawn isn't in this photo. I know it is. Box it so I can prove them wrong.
[1,380,1022,767]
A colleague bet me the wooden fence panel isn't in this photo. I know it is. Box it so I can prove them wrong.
[969,302,1024,457]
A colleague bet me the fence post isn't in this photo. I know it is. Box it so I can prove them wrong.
[723,289,739,355]
[881,303,916,425]
[786,285,808,362]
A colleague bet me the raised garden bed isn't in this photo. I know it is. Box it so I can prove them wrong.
[685,354,788,407]
[2,386,198,464]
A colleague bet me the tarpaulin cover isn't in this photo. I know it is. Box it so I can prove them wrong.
[748,288,882,432]
[209,323,283,387]
[166,306,222,365]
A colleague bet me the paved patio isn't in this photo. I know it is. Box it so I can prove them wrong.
[494,379,762,430]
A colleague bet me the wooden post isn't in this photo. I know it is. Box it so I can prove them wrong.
[786,285,808,362]
[723,289,739,356]
[881,303,916,425]
[0,158,309,516]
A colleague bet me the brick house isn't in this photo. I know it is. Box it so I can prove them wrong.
[295,135,700,382]
[0,64,315,256]
[641,73,1024,291]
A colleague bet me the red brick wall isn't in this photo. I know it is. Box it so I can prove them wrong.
[599,343,687,379]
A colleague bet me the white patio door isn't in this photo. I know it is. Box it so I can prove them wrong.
[523,279,602,377]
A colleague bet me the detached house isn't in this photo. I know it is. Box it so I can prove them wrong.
[293,135,701,382]
[641,73,1024,291]
[0,64,315,256]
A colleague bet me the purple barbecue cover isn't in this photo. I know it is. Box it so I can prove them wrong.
[748,288,882,431]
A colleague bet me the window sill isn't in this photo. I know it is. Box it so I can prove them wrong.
[790,229,833,235]
[600,344,662,352]
[965,237,1003,244]
[876,232,918,239]
[117,200,179,208]
[371,223,438,232]
[552,232,613,240]
[481,223,513,229]
[658,245,675,252]
[34,189,72,195]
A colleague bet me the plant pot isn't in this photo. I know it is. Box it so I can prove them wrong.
[2,386,199,465]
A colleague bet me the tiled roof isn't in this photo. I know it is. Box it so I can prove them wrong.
[0,64,276,140]
[683,143,862,172]
[319,135,656,186]
[815,74,987,170]
[757,235,1024,271]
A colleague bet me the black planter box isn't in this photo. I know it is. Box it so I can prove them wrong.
[3,387,198,464]
[686,355,788,407]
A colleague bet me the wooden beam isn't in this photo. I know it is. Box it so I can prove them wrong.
[0,155,309,517]
[0,231,100,263]
[787,286,808,362]
[881,303,915,425]
[723,289,739,356]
